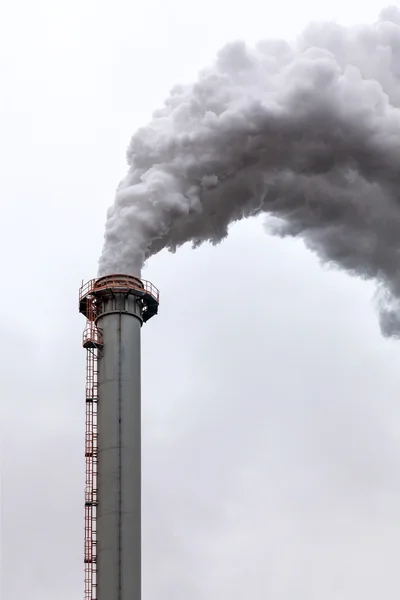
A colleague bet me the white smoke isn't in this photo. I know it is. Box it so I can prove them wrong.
[98,6,400,336]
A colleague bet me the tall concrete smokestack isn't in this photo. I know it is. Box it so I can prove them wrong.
[79,274,159,600]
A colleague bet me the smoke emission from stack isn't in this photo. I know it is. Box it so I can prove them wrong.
[99,6,400,336]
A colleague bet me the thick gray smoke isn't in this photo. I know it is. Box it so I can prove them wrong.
[99,7,400,336]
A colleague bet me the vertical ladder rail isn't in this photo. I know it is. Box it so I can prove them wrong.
[83,297,102,600]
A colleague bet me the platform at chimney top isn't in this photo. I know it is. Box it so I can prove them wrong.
[79,273,159,324]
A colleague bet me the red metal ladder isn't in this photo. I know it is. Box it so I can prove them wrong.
[83,302,103,600]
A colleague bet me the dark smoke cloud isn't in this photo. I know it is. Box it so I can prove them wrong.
[98,7,400,336]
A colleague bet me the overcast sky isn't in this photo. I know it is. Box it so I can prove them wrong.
[1,1,400,599]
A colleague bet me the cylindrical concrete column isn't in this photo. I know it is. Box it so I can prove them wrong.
[96,292,142,600]
[79,274,159,600]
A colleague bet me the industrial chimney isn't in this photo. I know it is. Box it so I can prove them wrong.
[79,274,160,600]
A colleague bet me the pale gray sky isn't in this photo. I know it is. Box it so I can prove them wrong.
[1,1,399,599]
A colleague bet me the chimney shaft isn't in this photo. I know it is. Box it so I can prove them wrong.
[79,274,159,600]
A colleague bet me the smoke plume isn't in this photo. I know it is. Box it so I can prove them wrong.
[99,7,400,336]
